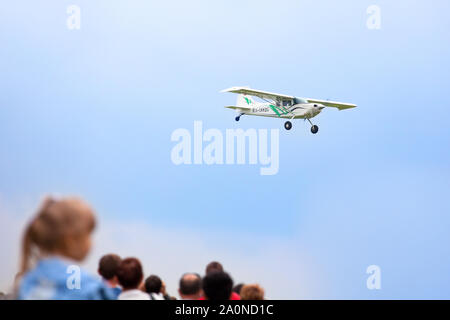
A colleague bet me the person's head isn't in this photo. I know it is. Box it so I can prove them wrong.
[20,196,96,274]
[240,284,265,300]
[205,261,223,275]
[202,271,233,300]
[178,273,202,300]
[98,254,122,285]
[116,257,144,290]
[144,275,162,294]
[233,283,244,295]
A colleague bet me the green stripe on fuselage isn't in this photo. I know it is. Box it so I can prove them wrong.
[269,104,289,117]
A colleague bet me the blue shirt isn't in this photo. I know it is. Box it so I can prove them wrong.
[18,257,115,300]
[110,286,122,299]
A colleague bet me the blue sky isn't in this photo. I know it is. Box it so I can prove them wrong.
[1,0,450,298]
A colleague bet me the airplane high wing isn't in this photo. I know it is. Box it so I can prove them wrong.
[220,86,294,101]
[305,98,357,110]
[221,87,356,110]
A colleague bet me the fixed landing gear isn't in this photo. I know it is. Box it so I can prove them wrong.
[235,113,244,121]
[284,119,318,133]
[306,118,319,134]
[284,121,292,130]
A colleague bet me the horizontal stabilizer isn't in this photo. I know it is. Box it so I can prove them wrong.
[225,105,250,110]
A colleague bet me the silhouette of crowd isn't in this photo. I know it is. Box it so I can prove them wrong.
[4,196,265,300]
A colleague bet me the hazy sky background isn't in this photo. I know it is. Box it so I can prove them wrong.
[1,0,449,299]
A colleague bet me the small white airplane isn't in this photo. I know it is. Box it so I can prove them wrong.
[221,86,357,134]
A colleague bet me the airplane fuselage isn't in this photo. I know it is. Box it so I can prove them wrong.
[240,101,324,120]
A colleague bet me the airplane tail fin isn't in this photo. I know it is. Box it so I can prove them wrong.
[236,94,254,108]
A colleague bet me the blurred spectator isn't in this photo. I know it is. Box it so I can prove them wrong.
[203,262,240,300]
[17,197,114,300]
[144,275,174,300]
[98,254,122,299]
[178,273,202,300]
[240,284,264,300]
[233,283,244,295]
[117,258,149,300]
[201,271,240,300]
[144,275,165,300]
[205,261,223,275]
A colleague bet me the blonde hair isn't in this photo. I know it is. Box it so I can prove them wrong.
[20,197,96,275]
[240,284,265,300]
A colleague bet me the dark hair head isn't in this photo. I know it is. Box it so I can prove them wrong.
[233,283,244,295]
[202,271,233,300]
[179,273,202,295]
[144,275,162,294]
[205,261,223,275]
[116,257,143,290]
[98,254,122,280]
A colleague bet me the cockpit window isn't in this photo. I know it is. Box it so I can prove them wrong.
[294,97,308,104]
[282,100,291,107]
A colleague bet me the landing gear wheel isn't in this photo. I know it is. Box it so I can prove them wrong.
[284,121,292,130]
[311,125,319,134]
[235,116,240,122]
